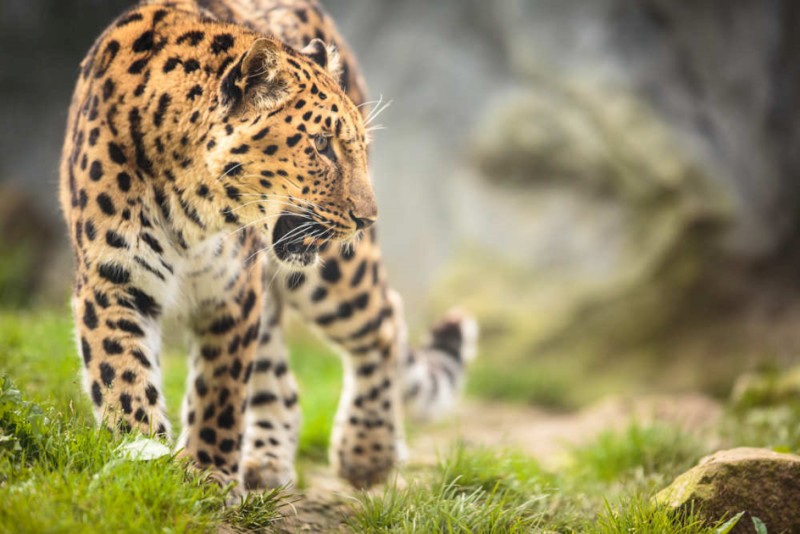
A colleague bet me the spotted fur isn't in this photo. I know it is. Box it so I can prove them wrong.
[59,0,477,491]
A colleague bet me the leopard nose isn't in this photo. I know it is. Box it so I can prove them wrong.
[349,209,376,230]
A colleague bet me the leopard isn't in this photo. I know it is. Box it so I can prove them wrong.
[59,0,477,492]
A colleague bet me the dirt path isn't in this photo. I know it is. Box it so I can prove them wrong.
[270,394,722,532]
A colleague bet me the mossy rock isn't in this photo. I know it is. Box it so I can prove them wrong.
[434,78,730,382]
[731,368,800,410]
[655,447,800,533]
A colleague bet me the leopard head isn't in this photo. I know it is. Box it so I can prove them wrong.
[208,37,374,267]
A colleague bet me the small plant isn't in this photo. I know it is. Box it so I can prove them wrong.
[0,375,49,467]
[348,444,553,532]
[592,498,736,534]
[349,479,546,533]
[438,442,553,497]
[223,489,285,532]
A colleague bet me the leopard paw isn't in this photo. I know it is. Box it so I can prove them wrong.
[241,457,296,491]
[333,440,400,489]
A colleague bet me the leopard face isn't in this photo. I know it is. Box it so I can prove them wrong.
[207,38,375,267]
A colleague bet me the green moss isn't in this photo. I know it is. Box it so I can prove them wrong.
[731,366,800,411]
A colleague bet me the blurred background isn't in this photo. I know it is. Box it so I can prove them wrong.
[2,0,800,408]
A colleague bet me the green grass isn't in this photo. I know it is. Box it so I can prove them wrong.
[0,242,38,308]
[348,445,552,532]
[346,415,782,532]
[722,366,800,454]
[0,309,338,532]
[344,396,795,533]
[0,310,86,415]
[591,498,738,534]
[347,438,738,533]
[349,479,545,533]
[463,347,650,411]
[0,375,282,532]
[720,404,800,454]
[289,329,341,461]
[567,422,705,485]
[466,356,581,410]
[0,307,790,532]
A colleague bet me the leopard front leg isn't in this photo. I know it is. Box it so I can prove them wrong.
[329,288,406,488]
[72,269,169,437]
[177,236,264,489]
[240,286,301,490]
[277,234,406,488]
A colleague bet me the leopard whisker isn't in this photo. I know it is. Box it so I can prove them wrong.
[227,198,317,216]
[242,220,313,267]
[357,98,382,109]
[270,221,316,249]
[365,96,392,126]
[364,94,384,122]
[214,162,244,182]
[233,193,323,214]
[222,211,304,241]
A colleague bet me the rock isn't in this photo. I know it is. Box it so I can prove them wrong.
[655,447,800,533]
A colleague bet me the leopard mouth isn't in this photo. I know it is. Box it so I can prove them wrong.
[272,213,328,266]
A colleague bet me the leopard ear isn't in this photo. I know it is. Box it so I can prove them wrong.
[219,38,291,113]
[300,38,342,85]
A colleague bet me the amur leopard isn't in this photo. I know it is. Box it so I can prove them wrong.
[59,0,477,491]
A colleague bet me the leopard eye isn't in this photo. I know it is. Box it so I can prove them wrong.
[314,134,330,153]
